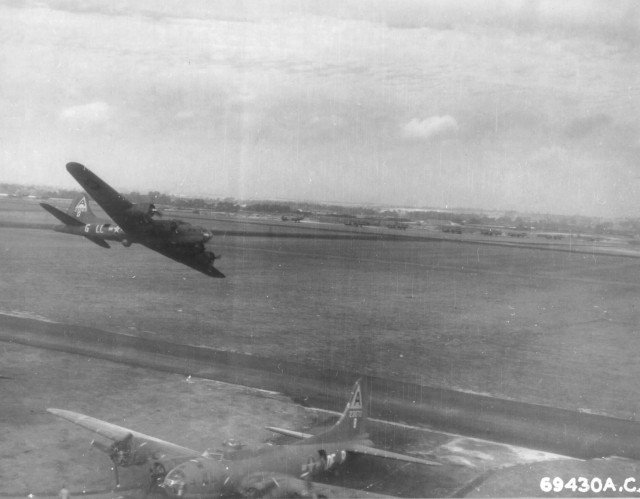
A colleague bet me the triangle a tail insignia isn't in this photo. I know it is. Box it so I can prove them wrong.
[74,196,88,218]
[350,384,363,410]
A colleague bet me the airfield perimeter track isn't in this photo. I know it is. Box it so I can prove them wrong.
[3,311,640,462]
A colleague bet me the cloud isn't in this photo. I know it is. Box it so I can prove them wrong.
[401,115,458,141]
[174,110,196,121]
[564,113,612,139]
[324,0,640,46]
[1,0,637,216]
[59,101,111,130]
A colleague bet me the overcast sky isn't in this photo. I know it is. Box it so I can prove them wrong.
[1,0,639,216]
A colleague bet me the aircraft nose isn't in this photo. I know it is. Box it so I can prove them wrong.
[161,473,187,497]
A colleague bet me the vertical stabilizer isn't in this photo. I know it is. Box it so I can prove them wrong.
[67,194,98,223]
[309,379,369,443]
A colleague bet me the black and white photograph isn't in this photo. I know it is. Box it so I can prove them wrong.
[2,1,640,497]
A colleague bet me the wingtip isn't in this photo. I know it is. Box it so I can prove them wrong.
[66,162,85,174]
[422,459,442,466]
[210,268,226,278]
[47,408,75,417]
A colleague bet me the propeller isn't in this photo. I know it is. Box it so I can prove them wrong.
[92,439,121,488]
[148,204,163,218]
[147,462,168,495]
[91,433,134,489]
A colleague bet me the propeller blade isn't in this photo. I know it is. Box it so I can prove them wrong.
[90,439,120,488]
[91,439,112,454]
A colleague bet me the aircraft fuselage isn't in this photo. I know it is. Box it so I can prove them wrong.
[53,220,212,248]
[54,222,126,241]
[162,442,353,498]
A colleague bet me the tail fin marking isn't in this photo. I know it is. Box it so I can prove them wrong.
[302,379,369,445]
[68,194,98,223]
[338,378,366,436]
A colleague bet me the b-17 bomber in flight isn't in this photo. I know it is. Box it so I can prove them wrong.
[48,379,439,498]
[40,162,224,278]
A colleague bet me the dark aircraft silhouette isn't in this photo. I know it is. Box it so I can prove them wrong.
[48,379,439,498]
[40,194,127,249]
[40,163,224,278]
[281,214,305,222]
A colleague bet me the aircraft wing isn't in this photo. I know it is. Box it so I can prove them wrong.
[267,426,440,465]
[345,443,441,466]
[143,243,225,278]
[66,162,133,228]
[238,471,390,498]
[47,408,201,460]
[266,426,313,439]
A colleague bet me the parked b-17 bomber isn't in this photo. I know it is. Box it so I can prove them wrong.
[49,379,439,498]
[40,162,224,278]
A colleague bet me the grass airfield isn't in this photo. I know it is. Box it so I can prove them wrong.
[1,341,563,498]
[0,342,306,496]
[2,200,640,419]
[4,198,640,496]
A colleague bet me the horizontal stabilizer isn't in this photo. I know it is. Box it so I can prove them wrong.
[40,203,85,227]
[84,235,111,248]
[266,426,313,440]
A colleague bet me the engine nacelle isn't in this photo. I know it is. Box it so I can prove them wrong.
[92,433,149,467]
[222,438,245,450]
